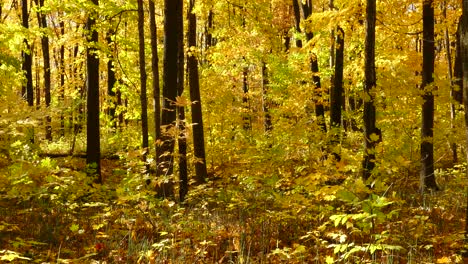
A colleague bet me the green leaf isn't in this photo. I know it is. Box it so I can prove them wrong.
[69,223,80,233]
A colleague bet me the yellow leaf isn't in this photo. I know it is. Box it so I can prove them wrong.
[436,256,452,263]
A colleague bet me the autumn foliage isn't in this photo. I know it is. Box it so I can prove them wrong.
[0,0,468,263]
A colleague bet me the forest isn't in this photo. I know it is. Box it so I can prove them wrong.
[1,0,468,263]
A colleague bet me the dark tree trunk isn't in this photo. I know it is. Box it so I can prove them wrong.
[292,0,302,48]
[363,0,378,181]
[310,55,327,133]
[420,0,438,191]
[22,0,33,107]
[300,0,313,41]
[242,65,251,130]
[454,20,463,105]
[330,26,344,129]
[206,9,214,49]
[443,1,457,164]
[460,0,468,245]
[59,20,65,137]
[262,62,273,132]
[35,0,52,141]
[107,31,117,128]
[330,26,344,160]
[149,0,161,167]
[159,0,182,198]
[177,0,188,202]
[86,0,101,183]
[188,0,208,185]
[137,0,149,168]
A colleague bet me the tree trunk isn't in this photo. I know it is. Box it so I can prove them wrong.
[107,31,117,128]
[460,0,468,245]
[159,0,182,198]
[137,0,149,169]
[262,62,273,132]
[242,65,251,130]
[454,21,464,105]
[442,1,457,164]
[35,0,52,141]
[420,0,438,191]
[188,0,208,185]
[363,0,377,181]
[149,0,161,168]
[22,0,33,107]
[59,20,65,138]
[177,0,188,202]
[330,26,344,160]
[86,0,101,183]
[292,0,302,48]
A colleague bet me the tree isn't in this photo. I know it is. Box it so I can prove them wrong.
[35,0,52,141]
[177,0,187,201]
[21,0,33,107]
[420,0,438,191]
[362,0,377,181]
[292,0,302,48]
[86,0,101,183]
[188,0,208,184]
[461,0,468,244]
[330,26,344,160]
[158,0,183,197]
[149,0,161,167]
[137,0,149,168]
[107,30,117,128]
[262,61,272,132]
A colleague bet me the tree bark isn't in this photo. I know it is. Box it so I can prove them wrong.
[35,0,51,140]
[442,1,457,164]
[363,0,377,181]
[177,0,188,202]
[262,62,273,132]
[292,0,302,48]
[86,0,101,183]
[107,31,117,128]
[22,0,33,107]
[188,0,208,185]
[149,0,161,168]
[159,0,182,198]
[330,26,344,160]
[420,0,438,191]
[137,0,149,169]
[59,20,65,137]
[460,0,468,245]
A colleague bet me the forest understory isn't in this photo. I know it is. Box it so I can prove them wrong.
[0,128,467,263]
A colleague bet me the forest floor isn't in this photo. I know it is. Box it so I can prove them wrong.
[0,147,467,263]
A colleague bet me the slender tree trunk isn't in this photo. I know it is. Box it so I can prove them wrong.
[420,0,438,191]
[177,0,188,202]
[188,0,208,185]
[454,21,463,105]
[206,9,214,49]
[460,0,468,245]
[159,0,182,198]
[242,65,251,130]
[330,26,344,160]
[137,0,149,168]
[292,0,302,48]
[262,62,273,132]
[35,0,52,141]
[363,0,377,181]
[149,0,161,168]
[59,20,65,137]
[22,0,33,107]
[107,31,117,128]
[86,0,101,183]
[442,1,457,164]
